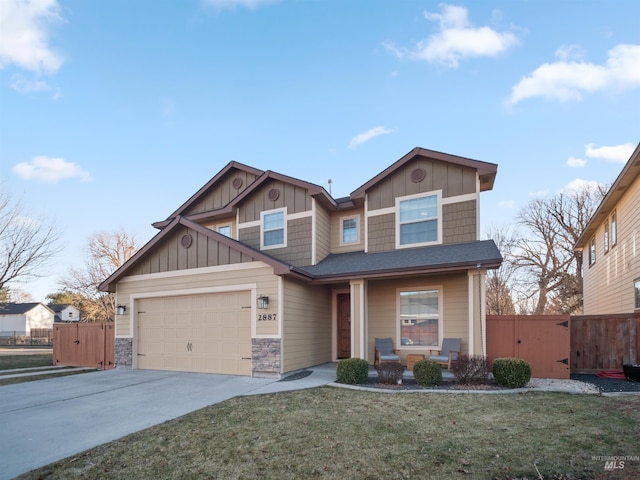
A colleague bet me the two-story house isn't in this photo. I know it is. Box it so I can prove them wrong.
[575,142,640,314]
[100,147,502,377]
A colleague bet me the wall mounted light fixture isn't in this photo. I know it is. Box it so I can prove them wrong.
[257,295,269,309]
[116,305,126,315]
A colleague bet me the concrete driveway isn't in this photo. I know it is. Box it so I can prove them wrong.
[0,365,336,480]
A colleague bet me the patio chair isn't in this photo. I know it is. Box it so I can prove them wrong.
[427,338,461,370]
[374,337,400,367]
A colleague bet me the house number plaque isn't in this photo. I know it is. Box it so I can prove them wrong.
[257,314,277,321]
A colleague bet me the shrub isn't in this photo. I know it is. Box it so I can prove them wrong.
[376,362,405,384]
[412,359,442,387]
[492,357,532,388]
[336,358,369,384]
[452,354,492,385]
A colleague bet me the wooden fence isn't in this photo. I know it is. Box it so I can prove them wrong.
[571,314,640,372]
[486,315,571,379]
[487,313,640,375]
[53,322,115,370]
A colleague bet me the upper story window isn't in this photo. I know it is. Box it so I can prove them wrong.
[611,211,617,247]
[635,278,640,310]
[261,208,286,250]
[604,220,609,253]
[218,225,231,237]
[396,191,441,248]
[340,215,359,245]
[589,237,596,266]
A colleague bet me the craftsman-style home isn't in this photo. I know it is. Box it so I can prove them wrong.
[100,147,502,377]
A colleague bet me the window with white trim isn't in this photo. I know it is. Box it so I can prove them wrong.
[611,211,617,247]
[398,288,440,347]
[218,225,231,237]
[604,220,609,253]
[340,215,359,245]
[635,278,640,310]
[396,191,441,248]
[589,237,596,266]
[261,208,286,249]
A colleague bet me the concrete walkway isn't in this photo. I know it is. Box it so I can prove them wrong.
[0,365,337,480]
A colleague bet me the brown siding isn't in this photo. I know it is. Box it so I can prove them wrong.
[367,213,395,253]
[239,181,311,223]
[443,200,477,243]
[128,226,255,276]
[184,170,260,215]
[282,278,332,372]
[330,208,365,254]
[367,158,477,210]
[315,204,331,262]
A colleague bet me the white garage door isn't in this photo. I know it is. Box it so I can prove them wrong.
[136,291,252,376]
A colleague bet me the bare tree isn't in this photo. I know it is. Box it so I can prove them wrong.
[60,229,137,322]
[514,185,606,314]
[0,191,62,292]
[484,225,518,315]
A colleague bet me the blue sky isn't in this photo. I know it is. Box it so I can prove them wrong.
[1,0,639,302]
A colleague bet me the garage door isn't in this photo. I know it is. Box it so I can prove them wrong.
[136,291,252,375]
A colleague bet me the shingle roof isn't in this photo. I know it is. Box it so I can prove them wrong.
[0,303,49,315]
[296,240,502,281]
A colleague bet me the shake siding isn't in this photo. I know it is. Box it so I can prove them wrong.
[367,214,395,253]
[367,274,469,362]
[583,174,640,314]
[443,201,477,243]
[184,170,259,215]
[282,278,332,372]
[115,264,278,337]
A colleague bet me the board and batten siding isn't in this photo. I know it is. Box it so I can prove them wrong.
[184,169,260,216]
[281,278,332,372]
[114,263,279,338]
[583,173,640,314]
[367,273,470,363]
[239,181,311,222]
[314,202,331,263]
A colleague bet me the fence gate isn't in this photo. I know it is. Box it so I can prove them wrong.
[53,323,115,370]
[486,315,570,379]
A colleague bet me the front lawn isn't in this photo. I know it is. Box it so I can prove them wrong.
[0,353,52,370]
[16,388,640,480]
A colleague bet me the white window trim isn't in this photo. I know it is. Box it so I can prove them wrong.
[340,214,360,246]
[260,207,287,250]
[218,224,232,238]
[395,190,442,249]
[395,286,443,350]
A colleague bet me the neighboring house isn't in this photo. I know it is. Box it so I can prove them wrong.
[0,303,55,335]
[99,147,502,377]
[575,142,640,314]
[48,304,81,323]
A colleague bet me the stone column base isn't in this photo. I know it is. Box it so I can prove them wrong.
[252,338,281,378]
[115,338,133,367]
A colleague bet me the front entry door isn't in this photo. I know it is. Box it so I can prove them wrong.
[337,293,351,359]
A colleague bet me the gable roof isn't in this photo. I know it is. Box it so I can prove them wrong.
[295,240,502,282]
[351,147,498,199]
[575,141,640,249]
[0,303,53,315]
[99,215,304,292]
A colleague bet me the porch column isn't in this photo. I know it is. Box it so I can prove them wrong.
[350,279,367,361]
[468,268,487,356]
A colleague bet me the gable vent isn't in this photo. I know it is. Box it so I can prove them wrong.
[411,168,426,183]
[181,234,193,249]
[232,177,243,189]
[268,188,280,201]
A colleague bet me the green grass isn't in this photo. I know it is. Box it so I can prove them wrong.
[15,388,640,480]
[0,353,53,370]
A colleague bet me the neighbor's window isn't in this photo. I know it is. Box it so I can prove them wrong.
[341,216,359,244]
[398,289,440,347]
[635,278,640,309]
[261,208,286,249]
[218,225,231,237]
[611,211,617,247]
[397,192,441,247]
[604,220,609,253]
[589,237,596,266]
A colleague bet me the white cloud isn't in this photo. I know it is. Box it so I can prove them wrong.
[567,156,587,168]
[561,178,604,194]
[498,200,515,209]
[507,44,640,104]
[383,4,518,68]
[348,126,393,150]
[12,156,92,183]
[585,142,635,163]
[0,0,64,74]
[555,44,586,61]
[10,73,61,98]
[529,188,549,197]
[201,0,279,10]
